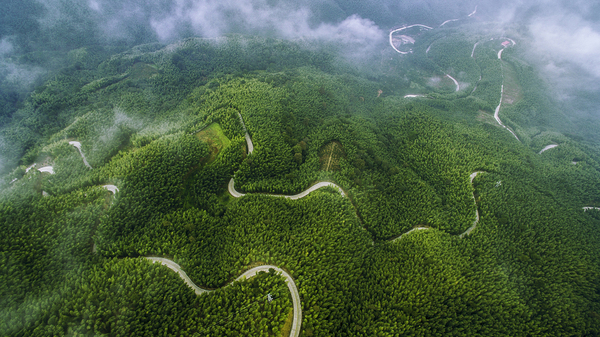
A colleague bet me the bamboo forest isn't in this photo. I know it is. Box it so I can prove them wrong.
[2,1,600,336]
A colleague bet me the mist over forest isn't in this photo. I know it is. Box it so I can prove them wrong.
[2,2,599,88]
[0,1,597,183]
[2,1,600,335]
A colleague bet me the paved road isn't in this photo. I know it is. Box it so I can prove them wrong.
[439,19,459,27]
[493,39,520,141]
[539,144,558,154]
[389,24,433,54]
[38,166,54,174]
[391,227,430,241]
[459,171,482,238]
[147,257,209,295]
[494,84,520,141]
[146,257,301,337]
[395,172,483,241]
[229,178,345,199]
[69,141,92,169]
[103,185,119,194]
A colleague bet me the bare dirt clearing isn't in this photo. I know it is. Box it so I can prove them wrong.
[319,141,345,171]
[195,123,231,164]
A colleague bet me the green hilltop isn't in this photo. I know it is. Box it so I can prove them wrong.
[1,28,600,336]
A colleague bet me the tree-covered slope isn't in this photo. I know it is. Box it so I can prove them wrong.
[1,29,600,336]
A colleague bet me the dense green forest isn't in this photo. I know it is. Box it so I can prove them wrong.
[2,17,600,336]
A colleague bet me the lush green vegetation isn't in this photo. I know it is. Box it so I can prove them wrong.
[2,22,600,336]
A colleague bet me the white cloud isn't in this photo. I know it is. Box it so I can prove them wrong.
[0,38,14,57]
[529,14,600,77]
[147,0,384,61]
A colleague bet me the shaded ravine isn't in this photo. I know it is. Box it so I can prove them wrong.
[147,257,301,337]
[69,141,92,169]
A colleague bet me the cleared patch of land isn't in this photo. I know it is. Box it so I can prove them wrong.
[500,62,523,106]
[319,141,345,171]
[195,123,231,164]
[129,62,159,80]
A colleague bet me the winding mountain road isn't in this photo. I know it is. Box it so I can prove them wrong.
[446,74,460,92]
[473,38,520,141]
[147,257,301,337]
[389,24,433,54]
[494,81,520,141]
[233,113,483,241]
[69,141,92,169]
[103,185,119,194]
[439,19,459,27]
[392,23,461,92]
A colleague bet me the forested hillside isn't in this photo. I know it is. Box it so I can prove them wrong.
[1,20,600,337]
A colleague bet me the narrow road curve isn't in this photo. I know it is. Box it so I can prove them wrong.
[391,227,429,241]
[468,6,477,17]
[389,24,433,54]
[233,114,345,201]
[421,41,460,92]
[229,178,345,200]
[471,42,479,58]
[446,74,460,92]
[69,141,92,169]
[539,144,558,154]
[439,19,459,27]
[38,166,55,174]
[494,84,520,141]
[146,257,301,337]
[396,171,483,241]
[235,111,483,241]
